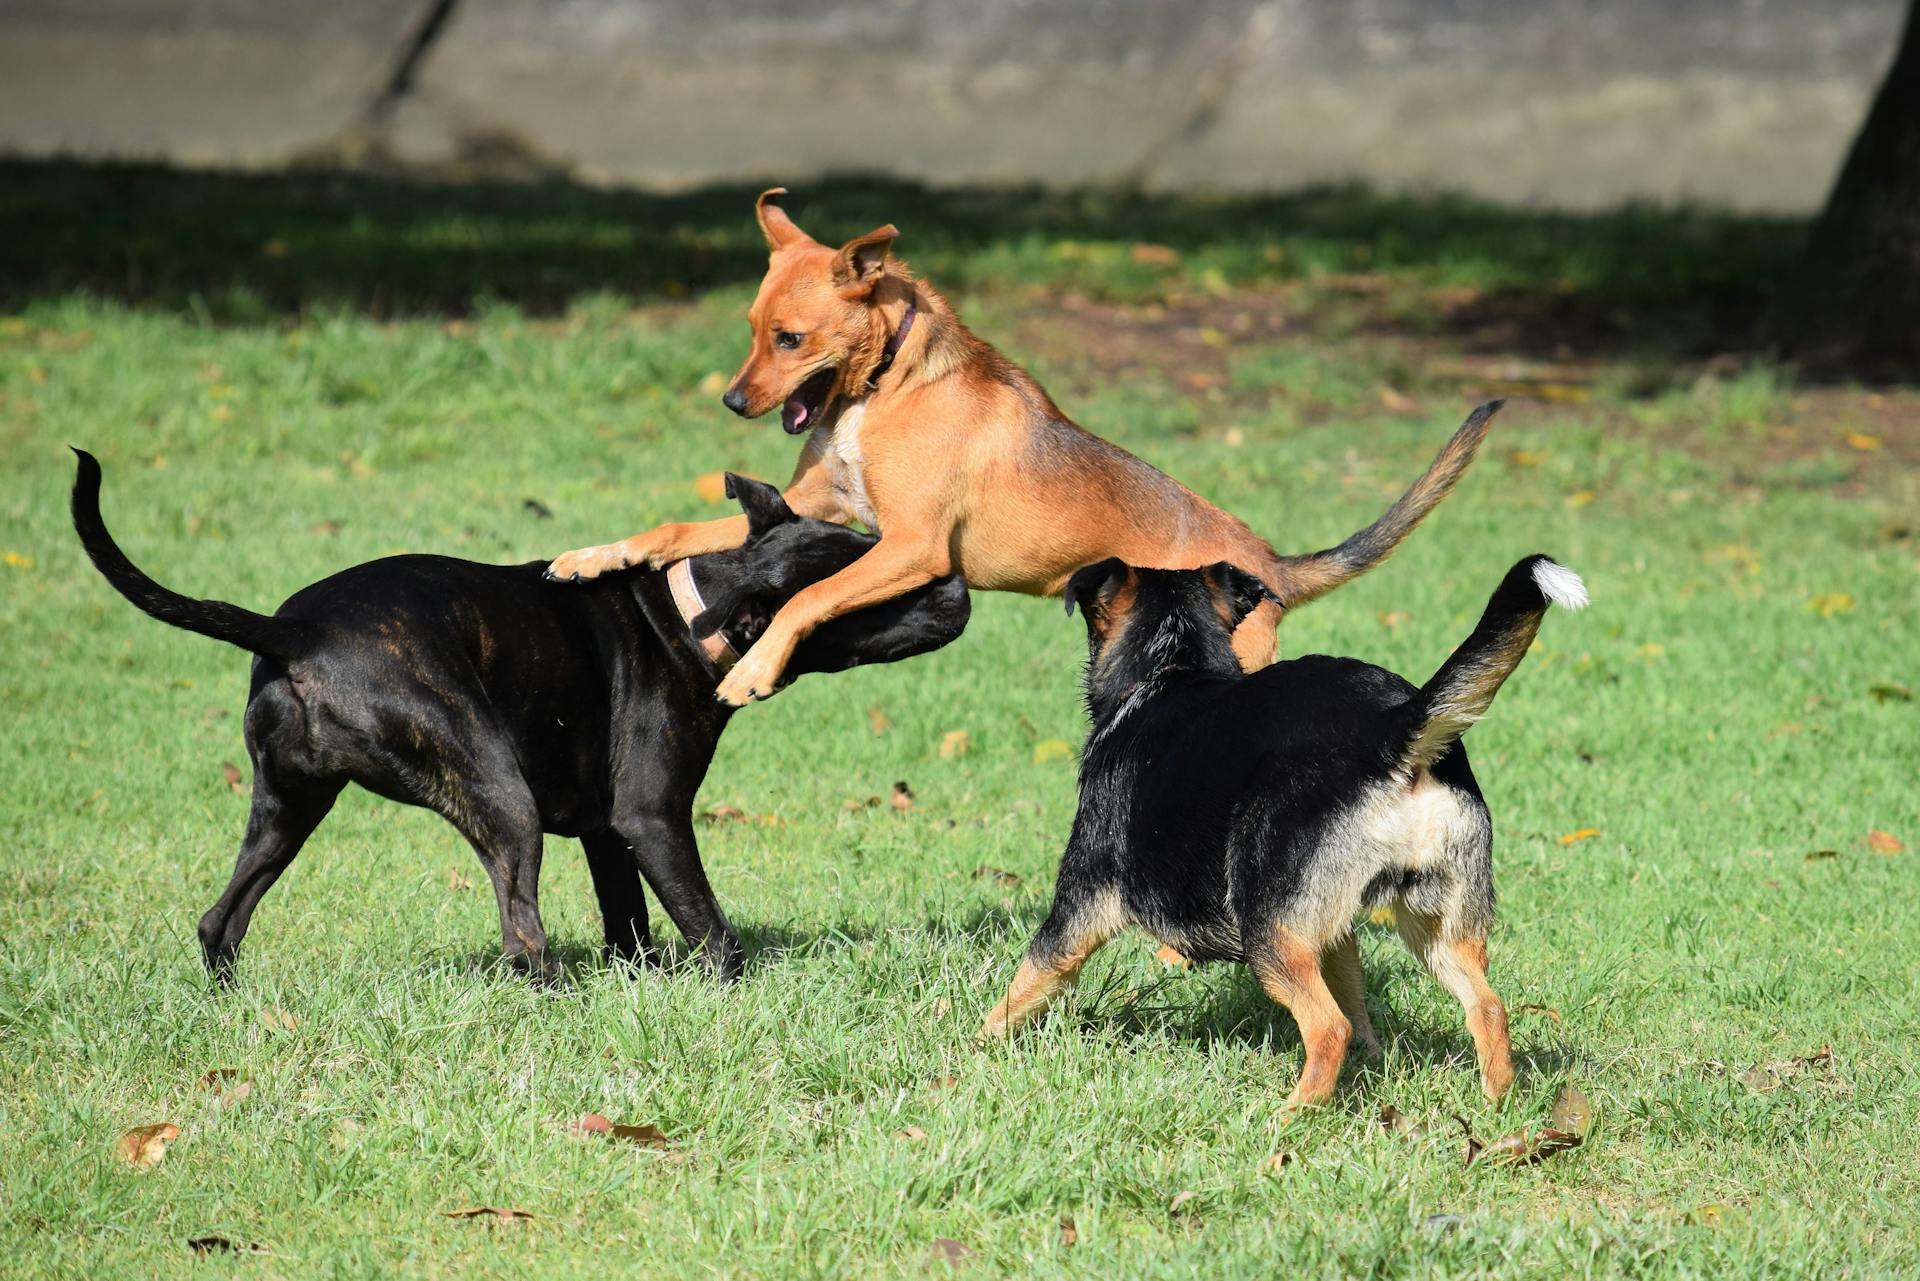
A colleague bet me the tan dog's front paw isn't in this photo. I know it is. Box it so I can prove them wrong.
[547,541,634,582]
[714,645,787,706]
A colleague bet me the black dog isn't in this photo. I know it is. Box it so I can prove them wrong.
[979,553,1585,1109]
[71,452,968,984]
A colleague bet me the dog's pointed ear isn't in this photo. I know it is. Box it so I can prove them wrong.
[1063,558,1129,619]
[725,472,793,536]
[756,188,809,251]
[832,224,898,298]
[1201,562,1284,626]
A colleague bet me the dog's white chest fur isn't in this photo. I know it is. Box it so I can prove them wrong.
[818,404,880,532]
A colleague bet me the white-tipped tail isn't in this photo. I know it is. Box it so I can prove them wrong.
[1531,559,1589,610]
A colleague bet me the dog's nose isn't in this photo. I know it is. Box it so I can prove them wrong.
[721,387,750,417]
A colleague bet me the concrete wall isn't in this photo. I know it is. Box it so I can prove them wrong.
[0,0,1906,211]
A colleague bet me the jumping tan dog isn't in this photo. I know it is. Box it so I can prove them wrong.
[549,190,1499,706]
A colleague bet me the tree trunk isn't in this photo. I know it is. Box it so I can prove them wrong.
[1770,0,1920,373]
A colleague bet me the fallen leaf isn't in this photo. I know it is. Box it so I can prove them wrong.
[331,1118,364,1148]
[929,1075,959,1090]
[1129,243,1180,265]
[1377,1104,1428,1139]
[1869,682,1913,703]
[198,1069,252,1108]
[1223,427,1245,447]
[566,1112,613,1136]
[1378,386,1418,414]
[1634,642,1666,658]
[867,706,894,736]
[938,730,972,759]
[608,1122,670,1148]
[693,471,730,504]
[220,761,250,796]
[310,519,340,537]
[895,1125,928,1142]
[258,1007,298,1032]
[889,781,915,812]
[1807,592,1855,618]
[1844,430,1882,451]
[448,866,473,891]
[1154,945,1191,969]
[187,1236,269,1256]
[1507,449,1548,467]
[703,804,747,823]
[1168,1190,1198,1215]
[1548,1083,1593,1138]
[1515,1003,1563,1024]
[1687,1202,1734,1227]
[1563,489,1596,509]
[1058,1214,1078,1246]
[118,1123,181,1168]
[1377,610,1411,630]
[1423,1214,1465,1234]
[442,1206,533,1222]
[2,550,34,569]
[930,1237,974,1266]
[1257,1151,1297,1174]
[972,866,1021,887]
[522,498,553,520]
[1866,829,1904,854]
[1558,828,1600,845]
[1805,848,1841,862]
[697,371,729,397]
[1032,739,1073,764]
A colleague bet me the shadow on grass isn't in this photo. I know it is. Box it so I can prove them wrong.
[1,158,1803,358]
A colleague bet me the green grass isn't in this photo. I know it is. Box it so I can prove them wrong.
[2,165,1918,1279]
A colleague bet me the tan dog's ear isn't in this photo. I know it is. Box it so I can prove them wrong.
[756,188,808,251]
[832,224,899,297]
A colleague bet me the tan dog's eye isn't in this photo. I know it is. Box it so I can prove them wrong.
[775,331,803,351]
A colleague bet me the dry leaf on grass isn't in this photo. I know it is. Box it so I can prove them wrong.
[1465,1083,1591,1167]
[1377,1104,1429,1140]
[693,472,731,504]
[1154,945,1192,969]
[938,730,972,759]
[443,1206,533,1223]
[1032,739,1073,764]
[522,498,553,520]
[1377,610,1411,630]
[118,1123,181,1168]
[1058,1214,1078,1246]
[1514,1003,1564,1024]
[186,1236,269,1256]
[198,1068,252,1108]
[1168,1190,1200,1220]
[866,706,894,736]
[1558,828,1600,845]
[1866,829,1904,854]
[929,1075,959,1091]
[447,867,473,892]
[1377,386,1418,414]
[1258,1151,1297,1174]
[1807,592,1855,618]
[1129,243,1179,265]
[566,1113,670,1147]
[1805,848,1841,862]
[1868,682,1913,703]
[220,761,250,796]
[890,781,915,812]
[258,1007,298,1032]
[972,866,1021,887]
[931,997,952,1019]
[895,1125,928,1142]
[1844,430,1882,451]
[697,371,728,397]
[930,1237,975,1266]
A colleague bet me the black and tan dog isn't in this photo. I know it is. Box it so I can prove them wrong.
[71,452,967,985]
[979,553,1587,1109]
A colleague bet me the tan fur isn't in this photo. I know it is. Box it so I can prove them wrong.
[1253,927,1352,1109]
[549,191,1490,706]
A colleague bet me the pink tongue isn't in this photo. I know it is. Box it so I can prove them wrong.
[783,396,808,431]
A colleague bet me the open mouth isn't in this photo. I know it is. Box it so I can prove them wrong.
[781,368,836,435]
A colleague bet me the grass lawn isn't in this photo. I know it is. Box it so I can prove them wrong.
[1,164,1917,1278]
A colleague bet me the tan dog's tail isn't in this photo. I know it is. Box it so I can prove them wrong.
[1266,400,1501,607]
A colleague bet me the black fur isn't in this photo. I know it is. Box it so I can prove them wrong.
[71,452,969,985]
[1001,554,1578,1099]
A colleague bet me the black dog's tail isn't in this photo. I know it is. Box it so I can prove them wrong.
[70,448,317,662]
[1265,400,1502,609]
[1398,554,1587,772]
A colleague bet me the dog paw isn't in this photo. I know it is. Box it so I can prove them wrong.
[546,543,630,582]
[714,645,787,706]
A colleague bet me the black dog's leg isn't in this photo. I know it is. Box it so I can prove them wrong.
[614,811,742,981]
[579,829,655,969]
[199,776,342,984]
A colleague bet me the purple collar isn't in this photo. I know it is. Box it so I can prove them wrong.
[865,301,916,390]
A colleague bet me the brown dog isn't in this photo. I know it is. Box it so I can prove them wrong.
[549,190,1499,706]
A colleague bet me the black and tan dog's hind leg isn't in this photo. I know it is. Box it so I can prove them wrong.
[1394,911,1515,1100]
[1320,933,1381,1058]
[1249,926,1355,1110]
[978,889,1124,1040]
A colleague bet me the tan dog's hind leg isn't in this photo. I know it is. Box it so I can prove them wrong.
[1395,911,1515,1100]
[715,536,943,704]
[1231,599,1281,671]
[1322,933,1380,1057]
[979,932,1116,1041]
[1253,927,1352,1110]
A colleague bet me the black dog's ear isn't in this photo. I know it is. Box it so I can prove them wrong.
[726,473,793,536]
[1063,558,1129,618]
[1201,562,1284,626]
